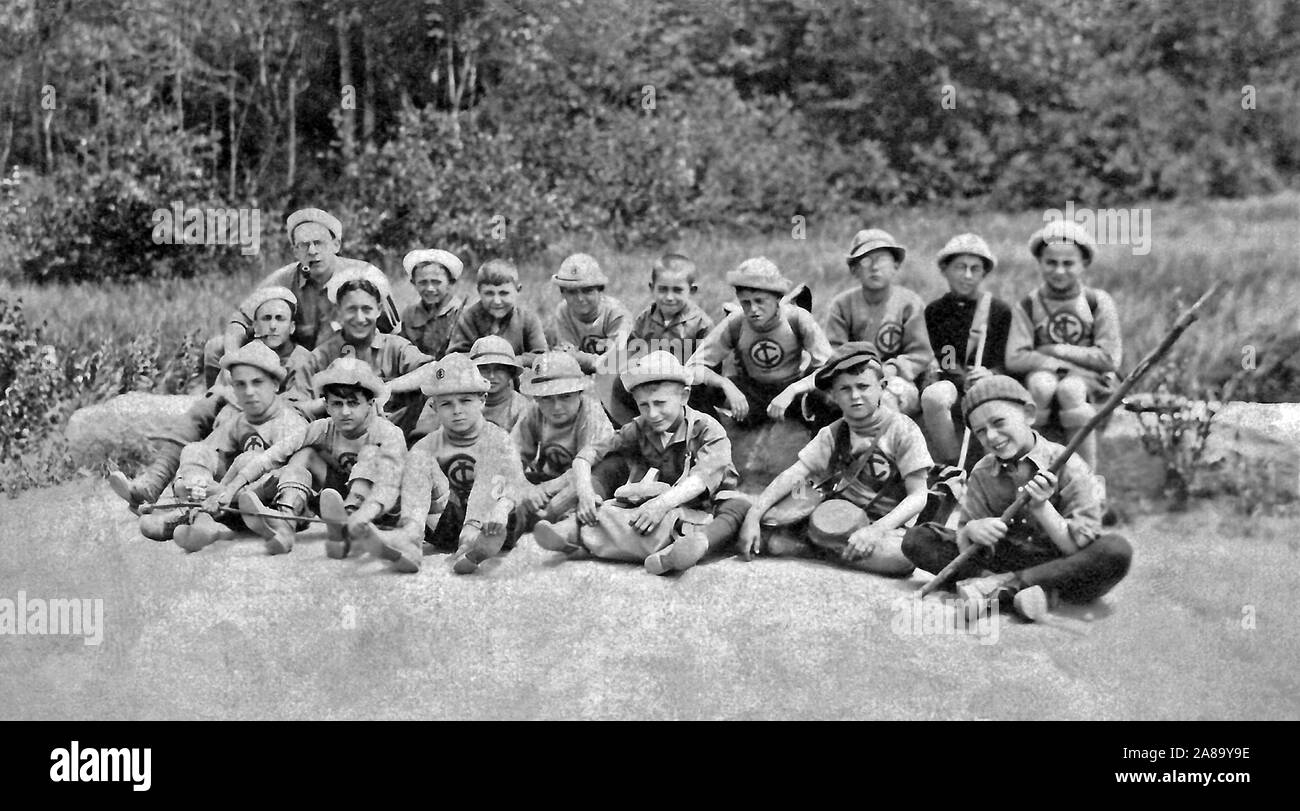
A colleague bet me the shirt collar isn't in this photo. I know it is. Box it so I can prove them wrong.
[649,302,702,330]
[642,408,694,448]
[997,432,1052,474]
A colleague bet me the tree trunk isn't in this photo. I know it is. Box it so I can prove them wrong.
[228,56,238,200]
[336,8,356,176]
[361,23,375,150]
[286,73,298,188]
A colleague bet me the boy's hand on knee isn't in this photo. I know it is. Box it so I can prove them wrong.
[766,389,795,421]
[737,517,762,560]
[722,381,749,420]
[575,488,600,526]
[523,485,551,513]
[843,526,881,561]
[628,495,671,535]
[959,518,1006,550]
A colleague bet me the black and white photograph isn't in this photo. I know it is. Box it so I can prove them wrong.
[0,0,1296,746]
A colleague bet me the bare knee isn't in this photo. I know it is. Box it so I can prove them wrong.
[1056,375,1090,409]
[1024,370,1057,403]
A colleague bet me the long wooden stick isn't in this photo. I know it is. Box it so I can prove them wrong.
[919,281,1223,597]
[954,292,993,471]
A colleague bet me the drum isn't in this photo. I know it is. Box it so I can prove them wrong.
[760,479,825,527]
[807,498,868,548]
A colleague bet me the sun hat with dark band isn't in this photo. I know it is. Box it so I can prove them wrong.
[219,342,287,383]
[620,350,692,393]
[469,335,523,370]
[552,253,608,288]
[725,257,792,295]
[314,357,387,400]
[520,351,590,397]
[937,233,997,272]
[962,374,1035,420]
[402,248,464,282]
[846,228,906,265]
[814,341,882,390]
[1028,220,1096,263]
[422,353,491,397]
[285,208,342,243]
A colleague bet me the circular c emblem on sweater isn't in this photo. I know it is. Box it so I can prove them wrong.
[875,322,903,354]
[242,434,267,453]
[580,335,606,354]
[445,454,477,495]
[336,452,358,476]
[865,449,895,483]
[749,339,785,370]
[1047,311,1085,345]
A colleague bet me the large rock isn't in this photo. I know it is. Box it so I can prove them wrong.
[65,392,199,467]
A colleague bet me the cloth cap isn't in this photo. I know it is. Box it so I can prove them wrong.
[813,342,883,391]
[238,286,298,321]
[725,257,792,295]
[219,341,287,383]
[325,264,393,304]
[1029,220,1096,263]
[470,335,523,370]
[422,353,491,397]
[962,374,1035,420]
[937,233,997,272]
[314,357,388,401]
[552,253,609,288]
[402,248,464,282]
[619,350,692,393]
[285,208,342,243]
[520,351,590,397]
[847,228,906,264]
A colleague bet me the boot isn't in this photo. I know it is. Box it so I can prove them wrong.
[239,491,297,555]
[956,571,1022,623]
[645,522,708,575]
[318,488,351,559]
[353,521,422,574]
[139,507,188,542]
[108,471,144,510]
[174,512,233,553]
[533,517,585,555]
[451,525,507,575]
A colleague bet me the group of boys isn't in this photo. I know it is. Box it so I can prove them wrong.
[108,205,1132,622]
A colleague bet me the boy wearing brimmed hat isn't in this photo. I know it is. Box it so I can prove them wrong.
[446,259,549,360]
[109,286,313,512]
[139,342,309,553]
[532,351,749,575]
[399,248,466,358]
[1007,220,1122,470]
[920,233,1014,464]
[687,257,834,428]
[826,229,934,417]
[353,353,526,574]
[410,335,529,438]
[547,253,632,375]
[513,351,615,528]
[738,342,932,575]
[201,207,388,385]
[239,357,406,557]
[901,375,1132,620]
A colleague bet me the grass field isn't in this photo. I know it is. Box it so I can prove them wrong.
[3,191,1296,379]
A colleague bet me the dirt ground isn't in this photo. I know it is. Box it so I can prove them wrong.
[1,479,1296,720]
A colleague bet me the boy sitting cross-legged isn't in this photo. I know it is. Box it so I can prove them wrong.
[139,342,309,553]
[532,351,750,575]
[687,257,834,428]
[352,353,526,574]
[901,375,1132,621]
[737,342,931,576]
[239,358,406,558]
[513,351,615,529]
